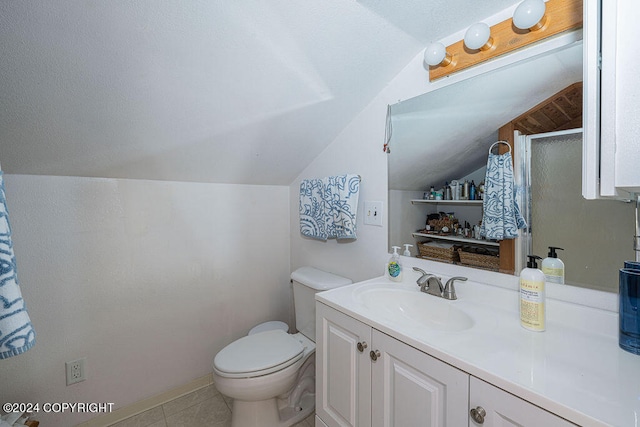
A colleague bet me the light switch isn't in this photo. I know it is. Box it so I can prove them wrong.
[363,201,383,226]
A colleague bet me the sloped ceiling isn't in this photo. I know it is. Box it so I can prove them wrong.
[0,0,521,184]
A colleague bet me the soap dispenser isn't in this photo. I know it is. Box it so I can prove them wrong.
[542,246,565,284]
[403,244,413,257]
[386,246,403,282]
[520,255,545,332]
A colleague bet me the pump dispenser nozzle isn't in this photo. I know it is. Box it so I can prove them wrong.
[547,246,564,258]
[403,244,413,257]
[526,255,542,268]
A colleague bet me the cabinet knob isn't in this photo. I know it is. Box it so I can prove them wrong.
[369,350,381,361]
[470,406,486,424]
[356,341,368,352]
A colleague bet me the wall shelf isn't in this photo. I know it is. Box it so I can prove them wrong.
[411,199,483,205]
[412,232,500,247]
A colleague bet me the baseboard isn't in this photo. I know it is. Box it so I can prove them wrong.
[76,374,213,427]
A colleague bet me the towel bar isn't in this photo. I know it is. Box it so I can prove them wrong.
[489,140,511,155]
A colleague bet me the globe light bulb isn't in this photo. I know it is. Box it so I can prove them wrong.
[424,42,451,67]
[464,23,493,50]
[513,0,547,31]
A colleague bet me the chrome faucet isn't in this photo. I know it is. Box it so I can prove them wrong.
[413,267,467,300]
[412,267,442,296]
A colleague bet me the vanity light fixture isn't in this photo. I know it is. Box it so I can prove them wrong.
[427,0,580,81]
[463,23,493,51]
[423,42,453,67]
[513,0,547,31]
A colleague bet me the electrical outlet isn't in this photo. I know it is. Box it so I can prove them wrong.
[363,201,383,226]
[66,358,86,385]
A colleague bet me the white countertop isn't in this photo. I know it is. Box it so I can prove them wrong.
[315,257,640,427]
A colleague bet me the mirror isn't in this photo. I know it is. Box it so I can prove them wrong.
[520,130,635,292]
[388,40,634,292]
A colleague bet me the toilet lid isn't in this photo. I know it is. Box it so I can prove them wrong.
[214,330,304,378]
[248,321,289,335]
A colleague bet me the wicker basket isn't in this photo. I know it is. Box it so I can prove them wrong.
[457,248,499,271]
[417,241,461,263]
[427,217,458,232]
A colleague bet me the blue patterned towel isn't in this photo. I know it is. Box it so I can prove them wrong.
[480,152,526,240]
[299,178,330,240]
[326,174,360,240]
[0,172,36,359]
[299,174,360,241]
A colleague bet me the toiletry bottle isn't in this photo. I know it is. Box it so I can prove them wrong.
[542,246,565,284]
[451,180,459,200]
[403,244,413,257]
[387,246,403,282]
[520,255,545,332]
[469,180,476,200]
[445,182,451,200]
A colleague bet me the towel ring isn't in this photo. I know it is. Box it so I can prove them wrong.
[489,140,512,155]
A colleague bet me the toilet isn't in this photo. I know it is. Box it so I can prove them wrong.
[213,266,352,427]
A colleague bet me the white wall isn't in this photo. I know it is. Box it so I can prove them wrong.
[0,175,291,426]
[289,51,431,282]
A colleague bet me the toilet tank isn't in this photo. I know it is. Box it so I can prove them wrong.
[291,266,352,341]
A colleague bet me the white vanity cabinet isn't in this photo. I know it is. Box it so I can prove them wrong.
[316,302,468,427]
[370,329,469,427]
[317,302,579,427]
[316,302,372,427]
[469,377,576,427]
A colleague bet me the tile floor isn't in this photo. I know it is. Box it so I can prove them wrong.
[109,384,315,427]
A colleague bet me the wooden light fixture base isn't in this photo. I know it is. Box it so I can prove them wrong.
[429,0,582,81]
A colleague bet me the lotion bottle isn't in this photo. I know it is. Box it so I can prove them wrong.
[520,255,545,332]
[542,246,565,284]
[386,246,403,282]
[403,244,413,257]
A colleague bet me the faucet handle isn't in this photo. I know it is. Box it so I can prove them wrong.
[412,267,427,275]
[443,276,467,300]
[412,267,430,288]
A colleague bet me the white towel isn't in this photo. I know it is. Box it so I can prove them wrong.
[480,152,526,240]
[0,172,36,359]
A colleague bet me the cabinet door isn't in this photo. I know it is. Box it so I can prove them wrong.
[604,0,640,194]
[371,330,469,427]
[584,0,640,197]
[316,303,372,427]
[469,377,576,426]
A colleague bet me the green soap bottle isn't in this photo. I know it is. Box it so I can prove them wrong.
[386,246,403,282]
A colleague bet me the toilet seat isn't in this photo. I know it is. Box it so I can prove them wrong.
[213,330,304,379]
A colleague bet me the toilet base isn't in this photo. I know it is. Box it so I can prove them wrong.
[279,393,314,426]
[230,392,315,427]
[214,336,317,427]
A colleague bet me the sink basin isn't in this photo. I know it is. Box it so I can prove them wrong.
[353,285,474,332]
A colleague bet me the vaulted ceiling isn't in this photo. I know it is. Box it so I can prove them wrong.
[0,0,522,184]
